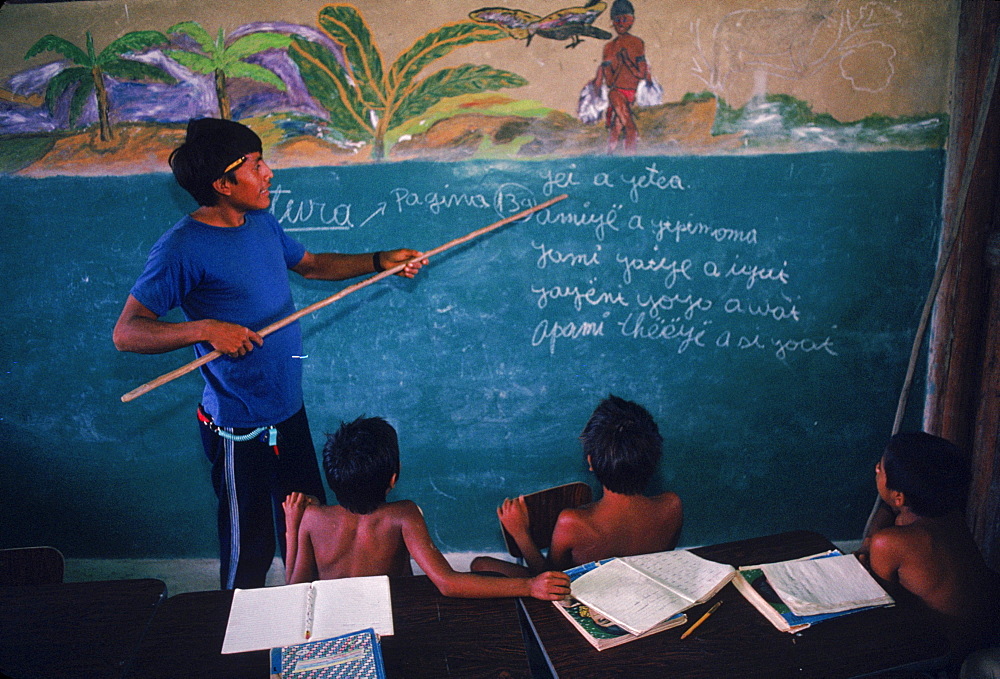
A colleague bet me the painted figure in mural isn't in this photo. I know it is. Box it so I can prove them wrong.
[594,0,650,152]
[112,118,427,590]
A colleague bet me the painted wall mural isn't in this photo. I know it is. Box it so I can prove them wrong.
[0,0,953,175]
[0,0,959,557]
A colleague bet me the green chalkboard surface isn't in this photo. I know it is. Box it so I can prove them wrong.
[0,150,941,557]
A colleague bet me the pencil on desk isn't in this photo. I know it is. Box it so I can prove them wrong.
[680,600,722,639]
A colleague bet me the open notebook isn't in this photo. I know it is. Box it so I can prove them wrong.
[759,553,893,616]
[733,551,894,633]
[568,550,735,636]
[222,576,393,654]
[553,559,687,650]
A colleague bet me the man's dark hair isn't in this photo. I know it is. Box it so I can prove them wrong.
[323,416,401,514]
[168,118,262,206]
[580,394,662,494]
[883,431,969,518]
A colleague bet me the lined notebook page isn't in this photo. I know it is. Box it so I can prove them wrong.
[570,558,690,635]
[623,550,736,602]
[311,575,394,640]
[223,582,313,653]
[222,576,394,654]
[760,554,893,616]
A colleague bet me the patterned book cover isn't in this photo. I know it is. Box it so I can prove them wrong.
[270,627,386,679]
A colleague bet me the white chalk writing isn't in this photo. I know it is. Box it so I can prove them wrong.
[532,319,605,354]
[531,285,629,311]
[532,242,601,269]
[616,254,693,288]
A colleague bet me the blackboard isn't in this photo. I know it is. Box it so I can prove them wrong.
[0,150,942,557]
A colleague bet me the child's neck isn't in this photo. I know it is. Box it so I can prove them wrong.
[598,488,645,505]
[894,507,934,526]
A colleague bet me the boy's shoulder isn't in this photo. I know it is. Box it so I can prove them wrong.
[649,490,682,508]
[303,500,424,535]
[373,499,424,521]
[869,522,932,566]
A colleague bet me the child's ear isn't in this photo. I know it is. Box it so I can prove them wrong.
[886,488,906,510]
[387,473,398,492]
[586,455,593,472]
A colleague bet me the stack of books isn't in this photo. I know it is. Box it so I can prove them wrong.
[732,550,895,633]
[555,550,735,650]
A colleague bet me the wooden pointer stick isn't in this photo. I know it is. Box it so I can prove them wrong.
[121,193,569,403]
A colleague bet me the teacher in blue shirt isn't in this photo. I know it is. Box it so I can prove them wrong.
[114,118,426,589]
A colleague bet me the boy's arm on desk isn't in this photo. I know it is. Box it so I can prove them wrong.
[404,502,571,600]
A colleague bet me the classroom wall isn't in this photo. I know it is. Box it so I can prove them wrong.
[0,0,958,558]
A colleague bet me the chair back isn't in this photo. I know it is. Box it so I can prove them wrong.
[0,546,65,586]
[502,482,592,559]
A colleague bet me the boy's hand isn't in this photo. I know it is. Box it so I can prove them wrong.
[528,571,571,600]
[498,496,530,537]
[282,492,318,530]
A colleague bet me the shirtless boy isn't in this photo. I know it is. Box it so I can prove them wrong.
[860,432,999,660]
[472,394,682,576]
[282,416,570,601]
[593,0,650,153]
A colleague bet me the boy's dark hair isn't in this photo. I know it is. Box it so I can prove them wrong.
[580,394,662,494]
[883,432,969,518]
[323,416,400,514]
[168,118,262,206]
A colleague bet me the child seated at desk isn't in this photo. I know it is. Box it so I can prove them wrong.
[471,394,683,576]
[282,415,570,601]
[859,432,999,666]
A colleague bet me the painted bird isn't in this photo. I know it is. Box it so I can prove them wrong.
[470,0,611,48]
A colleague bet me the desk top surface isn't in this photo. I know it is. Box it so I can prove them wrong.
[126,574,530,679]
[522,530,950,679]
[0,578,166,679]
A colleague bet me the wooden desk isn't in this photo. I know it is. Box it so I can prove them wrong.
[0,578,166,679]
[382,574,530,678]
[522,530,951,679]
[126,574,531,678]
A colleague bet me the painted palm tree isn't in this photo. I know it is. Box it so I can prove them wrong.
[290,4,525,160]
[165,22,292,120]
[24,30,174,142]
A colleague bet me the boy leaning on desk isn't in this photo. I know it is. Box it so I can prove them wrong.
[471,394,683,576]
[281,415,570,601]
[857,431,1000,677]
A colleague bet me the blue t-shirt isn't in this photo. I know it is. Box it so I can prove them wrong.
[131,211,307,428]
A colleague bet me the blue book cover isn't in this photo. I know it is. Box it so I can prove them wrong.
[734,551,889,633]
[270,627,386,679]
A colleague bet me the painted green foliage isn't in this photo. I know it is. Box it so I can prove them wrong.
[24,30,175,141]
[165,22,291,120]
[290,4,526,159]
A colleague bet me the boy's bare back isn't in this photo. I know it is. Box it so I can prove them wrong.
[869,512,999,652]
[550,490,682,568]
[292,500,418,582]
